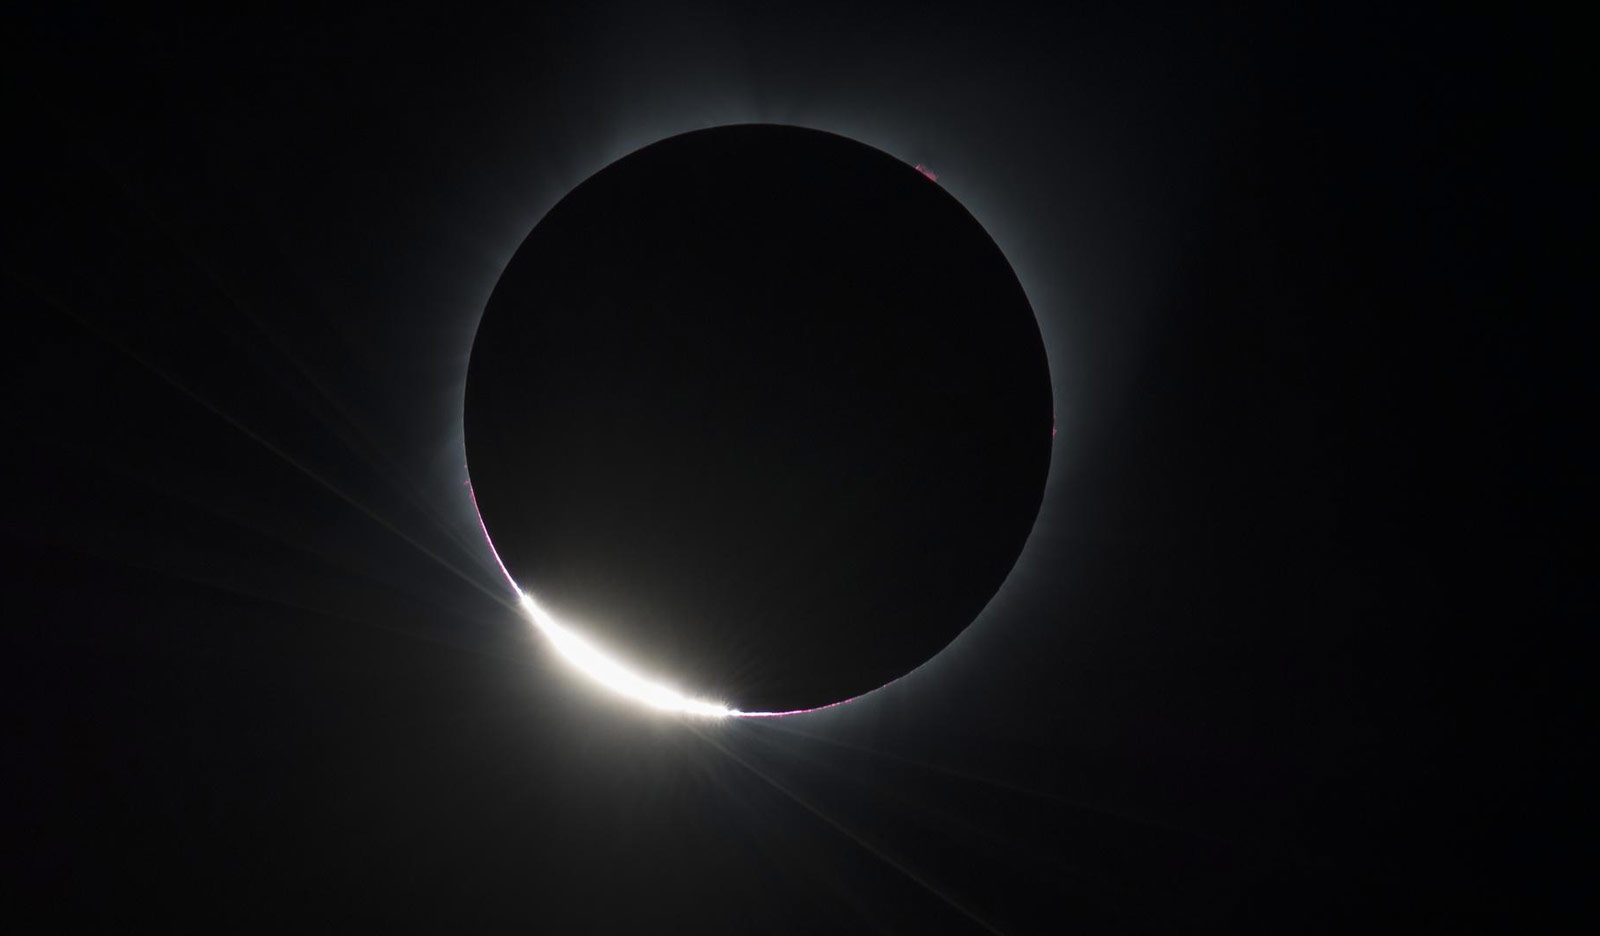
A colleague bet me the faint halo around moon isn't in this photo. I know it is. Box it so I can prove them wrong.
[465,124,1052,714]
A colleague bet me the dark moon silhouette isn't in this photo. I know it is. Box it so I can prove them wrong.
[465,124,1051,713]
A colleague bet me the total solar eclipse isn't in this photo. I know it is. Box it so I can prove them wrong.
[465,124,1052,715]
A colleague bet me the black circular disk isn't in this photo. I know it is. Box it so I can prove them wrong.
[465,125,1051,713]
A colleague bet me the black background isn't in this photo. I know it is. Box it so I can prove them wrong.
[3,3,1585,931]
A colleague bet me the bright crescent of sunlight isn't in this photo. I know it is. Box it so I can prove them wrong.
[516,591,735,718]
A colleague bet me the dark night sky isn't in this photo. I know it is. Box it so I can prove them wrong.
[2,3,1586,932]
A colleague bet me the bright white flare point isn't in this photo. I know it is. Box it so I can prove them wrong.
[517,592,734,717]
